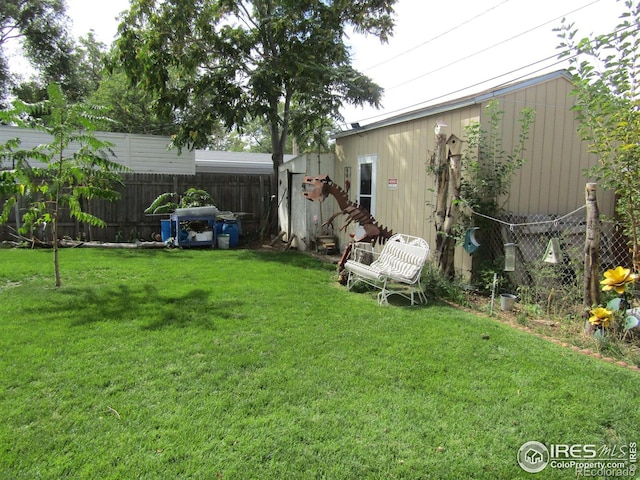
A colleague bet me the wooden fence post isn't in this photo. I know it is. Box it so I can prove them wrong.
[584,182,600,333]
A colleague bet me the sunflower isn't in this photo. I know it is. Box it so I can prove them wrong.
[600,266,638,294]
[588,307,614,328]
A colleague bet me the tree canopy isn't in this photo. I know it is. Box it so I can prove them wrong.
[557,0,640,269]
[0,0,72,101]
[115,0,397,168]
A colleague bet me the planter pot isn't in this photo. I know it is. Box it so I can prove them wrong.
[194,231,213,242]
[500,294,517,311]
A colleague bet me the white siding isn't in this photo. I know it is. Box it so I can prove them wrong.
[196,150,295,175]
[0,126,194,175]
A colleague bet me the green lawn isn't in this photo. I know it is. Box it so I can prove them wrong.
[1,248,638,479]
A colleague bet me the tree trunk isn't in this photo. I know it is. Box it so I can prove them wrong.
[437,153,463,280]
[583,182,600,333]
[53,215,61,288]
[432,133,451,276]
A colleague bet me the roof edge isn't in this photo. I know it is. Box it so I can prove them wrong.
[333,70,572,139]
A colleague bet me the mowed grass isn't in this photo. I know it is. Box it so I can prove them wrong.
[1,248,638,479]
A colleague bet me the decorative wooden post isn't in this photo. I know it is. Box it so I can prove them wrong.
[440,136,463,279]
[584,183,601,333]
[432,131,449,273]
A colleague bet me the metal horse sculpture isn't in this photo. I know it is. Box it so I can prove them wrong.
[302,174,393,282]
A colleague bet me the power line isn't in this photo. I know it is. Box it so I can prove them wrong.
[361,0,514,72]
[346,0,612,125]
[349,53,574,124]
[384,0,602,92]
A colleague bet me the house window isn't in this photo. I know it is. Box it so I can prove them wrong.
[356,155,377,238]
[358,155,376,214]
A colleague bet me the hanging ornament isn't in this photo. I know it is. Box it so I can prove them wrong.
[504,243,516,271]
[543,238,561,264]
[463,227,480,254]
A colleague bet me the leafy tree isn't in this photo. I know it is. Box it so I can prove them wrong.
[460,100,534,284]
[14,32,107,104]
[0,83,127,287]
[88,69,177,136]
[114,0,395,168]
[228,103,336,154]
[462,100,535,215]
[428,99,534,280]
[0,0,72,101]
[68,32,108,101]
[557,0,640,270]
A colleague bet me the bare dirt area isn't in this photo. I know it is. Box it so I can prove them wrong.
[456,291,640,373]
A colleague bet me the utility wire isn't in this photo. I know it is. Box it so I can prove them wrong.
[384,0,602,92]
[346,0,617,125]
[361,0,514,72]
[348,52,573,124]
[351,18,637,125]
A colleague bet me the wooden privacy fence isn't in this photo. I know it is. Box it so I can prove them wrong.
[0,172,273,243]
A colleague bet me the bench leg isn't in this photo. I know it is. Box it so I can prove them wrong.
[346,270,354,290]
[416,279,428,305]
[374,278,386,306]
[346,270,362,291]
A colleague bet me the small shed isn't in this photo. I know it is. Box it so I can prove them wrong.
[278,152,336,251]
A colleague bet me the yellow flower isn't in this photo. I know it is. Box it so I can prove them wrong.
[589,307,614,328]
[600,266,638,294]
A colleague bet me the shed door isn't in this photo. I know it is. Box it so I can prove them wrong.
[356,155,377,239]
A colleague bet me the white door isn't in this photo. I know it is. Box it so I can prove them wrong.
[356,155,377,239]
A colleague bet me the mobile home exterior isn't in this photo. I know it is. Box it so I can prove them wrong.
[332,70,615,279]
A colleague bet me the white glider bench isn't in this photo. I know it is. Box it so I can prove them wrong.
[344,234,430,306]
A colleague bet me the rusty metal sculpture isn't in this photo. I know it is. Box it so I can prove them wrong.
[302,174,393,282]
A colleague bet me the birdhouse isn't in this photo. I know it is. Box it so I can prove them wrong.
[434,121,448,136]
[463,227,480,254]
[446,134,463,156]
[543,238,562,264]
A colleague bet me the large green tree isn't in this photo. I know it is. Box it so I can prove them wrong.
[14,31,107,104]
[114,0,396,170]
[88,68,177,136]
[557,0,640,269]
[0,0,72,101]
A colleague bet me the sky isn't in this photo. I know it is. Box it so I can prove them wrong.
[61,0,628,130]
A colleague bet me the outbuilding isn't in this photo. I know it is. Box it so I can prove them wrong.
[325,70,616,280]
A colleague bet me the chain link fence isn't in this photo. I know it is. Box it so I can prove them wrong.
[479,210,632,318]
